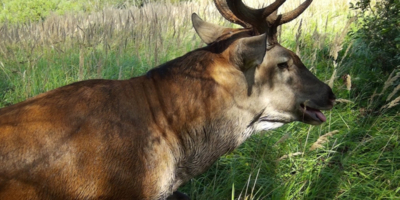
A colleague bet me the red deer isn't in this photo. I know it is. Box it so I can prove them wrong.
[0,0,335,199]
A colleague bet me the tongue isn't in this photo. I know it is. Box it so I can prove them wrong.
[305,107,326,122]
[315,111,326,122]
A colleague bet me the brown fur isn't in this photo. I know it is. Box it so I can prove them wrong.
[0,15,334,200]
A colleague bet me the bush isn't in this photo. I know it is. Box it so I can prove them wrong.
[0,0,57,23]
[350,0,400,72]
[343,0,400,111]
[54,0,85,15]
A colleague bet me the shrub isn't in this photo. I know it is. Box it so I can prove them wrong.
[343,0,400,111]
[350,0,400,72]
[0,0,57,23]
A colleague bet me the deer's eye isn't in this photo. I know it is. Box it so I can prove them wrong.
[277,62,289,69]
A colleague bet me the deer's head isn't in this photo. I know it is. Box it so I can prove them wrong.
[192,0,335,130]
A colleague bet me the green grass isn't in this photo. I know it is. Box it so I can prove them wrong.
[0,0,399,199]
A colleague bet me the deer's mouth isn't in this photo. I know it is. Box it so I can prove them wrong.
[299,103,330,125]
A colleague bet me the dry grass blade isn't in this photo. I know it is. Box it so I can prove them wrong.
[369,68,399,108]
[338,40,353,66]
[309,130,339,151]
[382,69,400,94]
[328,17,356,88]
[329,17,356,61]
[79,48,85,81]
[335,98,354,104]
[345,74,352,91]
[328,63,337,88]
[277,152,304,161]
[295,19,303,57]
[387,84,400,101]
[273,133,290,146]
[381,96,400,110]
[250,168,260,200]
[0,62,11,81]
[368,88,379,107]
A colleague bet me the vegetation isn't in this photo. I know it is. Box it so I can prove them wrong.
[0,0,189,23]
[0,0,398,199]
[350,0,400,73]
[346,0,400,110]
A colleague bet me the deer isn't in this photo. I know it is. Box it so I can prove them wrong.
[0,0,335,199]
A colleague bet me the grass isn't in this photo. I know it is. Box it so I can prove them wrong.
[0,0,399,199]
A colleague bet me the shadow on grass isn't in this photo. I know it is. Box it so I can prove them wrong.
[303,143,347,199]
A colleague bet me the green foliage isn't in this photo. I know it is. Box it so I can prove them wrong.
[54,0,85,15]
[0,0,192,24]
[350,0,400,72]
[0,0,109,23]
[0,0,57,23]
[342,0,400,111]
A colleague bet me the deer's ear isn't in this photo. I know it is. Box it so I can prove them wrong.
[191,13,226,45]
[234,33,267,70]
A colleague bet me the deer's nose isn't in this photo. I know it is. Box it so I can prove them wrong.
[329,92,336,101]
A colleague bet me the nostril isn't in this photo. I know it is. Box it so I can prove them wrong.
[329,94,336,105]
[328,91,336,105]
[328,90,336,100]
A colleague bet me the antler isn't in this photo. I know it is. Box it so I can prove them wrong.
[214,0,313,35]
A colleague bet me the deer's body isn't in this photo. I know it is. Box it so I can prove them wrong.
[0,48,266,199]
[0,0,335,199]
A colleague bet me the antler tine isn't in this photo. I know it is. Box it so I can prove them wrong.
[214,0,312,35]
[213,0,252,28]
[214,0,286,34]
[261,0,286,19]
[278,0,313,25]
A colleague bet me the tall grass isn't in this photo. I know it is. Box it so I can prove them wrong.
[0,1,211,106]
[0,0,398,199]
